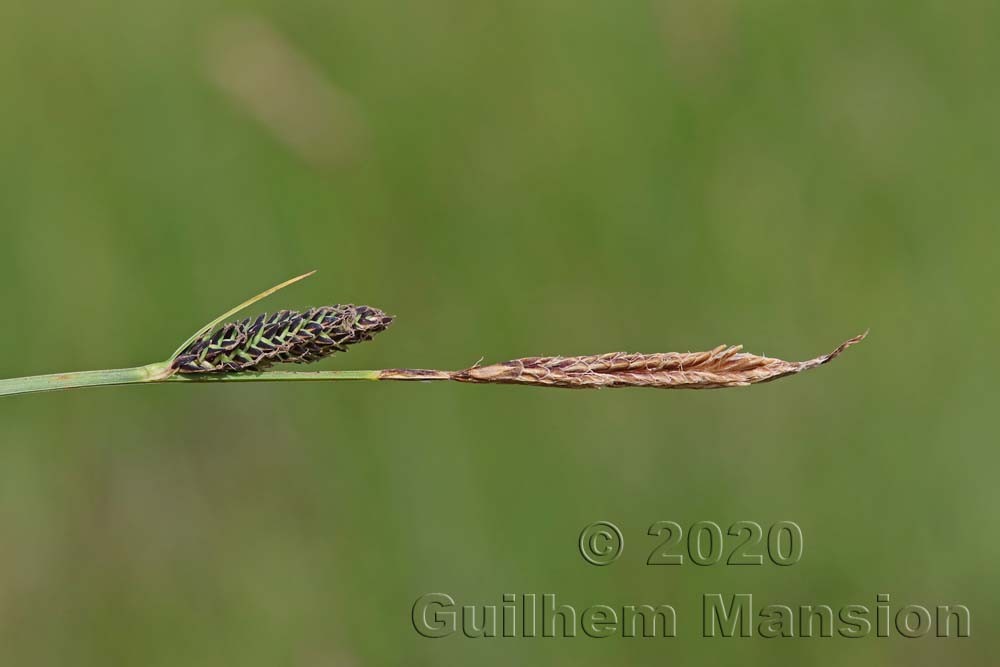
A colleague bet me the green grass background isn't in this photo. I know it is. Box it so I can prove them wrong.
[0,0,996,664]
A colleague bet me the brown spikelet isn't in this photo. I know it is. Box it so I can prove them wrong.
[433,332,867,389]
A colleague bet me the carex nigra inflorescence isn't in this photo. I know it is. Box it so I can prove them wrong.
[171,305,393,373]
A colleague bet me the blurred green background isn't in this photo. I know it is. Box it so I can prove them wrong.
[0,0,996,664]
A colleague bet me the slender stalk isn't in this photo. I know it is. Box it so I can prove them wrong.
[0,362,173,398]
[167,369,384,384]
[168,369,452,384]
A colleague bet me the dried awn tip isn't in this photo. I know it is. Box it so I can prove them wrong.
[435,332,868,389]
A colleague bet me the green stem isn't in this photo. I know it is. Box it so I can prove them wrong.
[0,366,453,398]
[0,362,174,398]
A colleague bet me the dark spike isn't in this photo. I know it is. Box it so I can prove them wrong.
[171,305,393,374]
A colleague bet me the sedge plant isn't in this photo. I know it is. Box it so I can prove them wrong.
[0,271,866,398]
